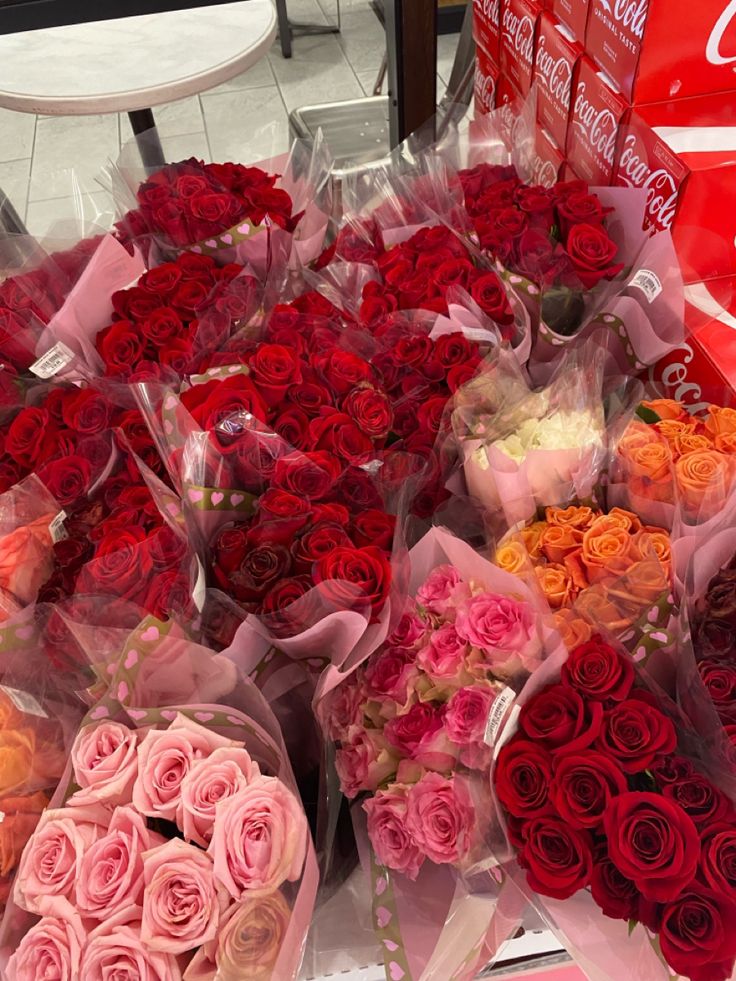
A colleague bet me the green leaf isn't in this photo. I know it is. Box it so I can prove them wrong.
[636,405,661,425]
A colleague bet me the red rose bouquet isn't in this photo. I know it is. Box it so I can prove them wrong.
[314,526,563,981]
[3,615,318,981]
[492,634,736,981]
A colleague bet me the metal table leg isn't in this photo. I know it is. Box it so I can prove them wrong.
[127,109,166,172]
[275,0,341,59]
[0,187,29,237]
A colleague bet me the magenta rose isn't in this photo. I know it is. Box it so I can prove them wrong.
[386,603,427,648]
[69,720,139,807]
[445,685,496,748]
[318,676,366,742]
[417,624,468,682]
[364,787,425,880]
[364,646,418,704]
[208,775,308,899]
[406,771,475,866]
[416,564,466,616]
[455,592,540,669]
[178,746,260,847]
[335,727,397,799]
[6,898,87,981]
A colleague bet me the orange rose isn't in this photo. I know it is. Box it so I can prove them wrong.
[535,563,576,609]
[554,608,593,650]
[580,517,634,581]
[704,405,736,439]
[675,450,732,514]
[0,790,48,877]
[545,505,596,531]
[0,729,36,797]
[673,432,713,457]
[618,427,673,484]
[519,521,547,561]
[654,419,697,448]
[630,527,672,581]
[0,516,56,619]
[714,431,736,455]
[539,523,583,564]
[604,507,642,534]
[607,558,670,621]
[495,540,529,576]
[0,691,24,731]
[640,399,689,421]
[574,584,632,634]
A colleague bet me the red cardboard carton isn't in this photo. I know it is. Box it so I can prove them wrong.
[552,0,589,41]
[475,43,501,115]
[501,0,542,95]
[473,0,501,60]
[530,126,566,186]
[566,55,628,184]
[586,0,736,104]
[533,12,584,150]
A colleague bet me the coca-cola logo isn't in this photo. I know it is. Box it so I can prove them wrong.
[535,36,573,104]
[503,7,535,65]
[532,157,558,188]
[573,82,618,166]
[618,135,678,232]
[474,64,496,110]
[598,0,647,40]
[477,0,500,21]
[656,345,709,414]
[707,0,736,67]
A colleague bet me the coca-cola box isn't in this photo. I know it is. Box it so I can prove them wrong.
[566,55,628,184]
[587,0,736,105]
[473,0,501,59]
[533,12,584,151]
[475,43,500,116]
[552,0,589,41]
[501,0,542,95]
[529,126,566,186]
[614,92,736,283]
[495,71,524,147]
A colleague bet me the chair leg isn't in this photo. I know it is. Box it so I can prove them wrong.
[0,187,29,237]
[275,0,293,58]
[128,109,166,172]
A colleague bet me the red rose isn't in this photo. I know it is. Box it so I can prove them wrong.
[597,699,677,773]
[469,272,514,327]
[174,175,210,198]
[315,545,392,616]
[139,262,183,295]
[274,407,311,450]
[360,292,399,328]
[565,224,623,289]
[551,751,627,828]
[416,396,448,437]
[390,335,435,370]
[662,774,733,827]
[257,489,311,520]
[698,659,736,713]
[604,792,700,902]
[147,526,188,572]
[183,376,268,435]
[560,637,634,703]
[309,412,374,465]
[384,702,443,756]
[160,339,195,375]
[494,738,553,819]
[590,857,640,922]
[261,575,314,614]
[188,191,233,226]
[352,509,396,551]
[0,458,21,493]
[171,280,210,313]
[6,407,54,467]
[96,320,144,375]
[519,816,592,900]
[60,389,113,435]
[112,286,161,321]
[518,684,602,752]
[339,469,383,511]
[213,530,292,604]
[660,885,736,981]
[316,350,374,396]
[515,186,555,219]
[447,362,481,392]
[211,525,249,575]
[292,522,354,569]
[289,380,334,416]
[342,388,393,440]
[145,569,194,618]
[78,531,151,598]
[37,455,92,506]
[272,450,342,500]
[701,827,736,896]
[141,306,184,346]
[557,192,609,234]
[433,258,473,291]
[249,344,303,404]
[431,332,476,368]
[178,252,218,279]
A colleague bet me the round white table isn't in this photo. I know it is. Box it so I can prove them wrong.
[0,0,276,232]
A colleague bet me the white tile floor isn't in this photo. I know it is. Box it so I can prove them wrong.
[0,0,460,238]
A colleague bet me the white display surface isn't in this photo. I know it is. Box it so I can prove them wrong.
[0,0,276,115]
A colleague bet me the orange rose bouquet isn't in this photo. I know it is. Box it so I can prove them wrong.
[495,504,673,664]
[611,398,736,529]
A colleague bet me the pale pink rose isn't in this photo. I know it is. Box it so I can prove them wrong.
[455,592,539,667]
[13,804,107,914]
[386,603,427,648]
[411,727,460,773]
[416,564,465,616]
[335,727,398,799]
[133,714,234,821]
[69,721,139,807]
[81,910,182,981]
[142,839,222,954]
[364,787,424,880]
[417,624,468,681]
[444,685,496,746]
[208,775,308,899]
[364,646,418,703]
[178,747,260,847]
[317,674,365,743]
[6,897,86,981]
[406,772,475,866]
[76,806,164,921]
[0,515,55,618]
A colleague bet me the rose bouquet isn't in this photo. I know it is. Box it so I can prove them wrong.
[492,634,736,981]
[4,614,318,981]
[315,526,562,981]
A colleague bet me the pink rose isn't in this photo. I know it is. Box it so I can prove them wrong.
[142,839,222,954]
[76,806,164,921]
[364,646,418,703]
[14,804,107,914]
[417,624,468,681]
[444,686,496,770]
[81,911,182,981]
[6,897,86,981]
[317,675,365,743]
[178,747,260,847]
[384,702,443,756]
[386,603,427,648]
[364,787,425,880]
[416,564,467,616]
[335,727,398,799]
[208,775,308,899]
[455,592,539,668]
[133,714,234,821]
[69,721,139,807]
[406,772,475,866]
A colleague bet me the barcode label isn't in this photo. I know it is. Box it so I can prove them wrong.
[49,510,67,543]
[0,685,47,717]
[630,269,663,303]
[484,686,517,746]
[30,341,75,379]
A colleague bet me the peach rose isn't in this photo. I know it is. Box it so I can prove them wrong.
[539,523,583,564]
[705,405,736,438]
[215,891,291,981]
[640,399,689,421]
[714,432,736,454]
[604,508,641,534]
[574,585,632,635]
[579,517,633,582]
[0,790,49,878]
[675,450,732,514]
[535,563,576,609]
[545,505,596,530]
[619,434,672,484]
[494,540,529,576]
[0,728,36,798]
[654,419,697,447]
[607,558,670,623]
[519,521,547,560]
[553,609,593,650]
[0,516,56,621]
[631,527,672,576]
[673,432,713,458]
